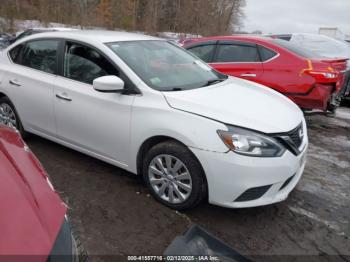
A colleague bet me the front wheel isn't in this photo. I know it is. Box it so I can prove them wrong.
[143,141,207,210]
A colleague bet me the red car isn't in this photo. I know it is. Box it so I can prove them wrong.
[182,36,348,112]
[0,125,78,262]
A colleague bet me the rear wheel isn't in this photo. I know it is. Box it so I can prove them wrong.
[327,91,341,114]
[0,97,27,137]
[143,141,207,210]
[327,103,337,113]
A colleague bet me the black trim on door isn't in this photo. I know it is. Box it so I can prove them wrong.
[217,40,256,47]
[56,39,66,76]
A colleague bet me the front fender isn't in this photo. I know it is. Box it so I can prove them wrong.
[128,94,228,173]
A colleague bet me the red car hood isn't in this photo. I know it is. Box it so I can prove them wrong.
[0,126,67,259]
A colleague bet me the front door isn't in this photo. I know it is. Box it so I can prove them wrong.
[53,41,134,166]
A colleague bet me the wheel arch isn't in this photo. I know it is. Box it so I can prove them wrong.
[0,92,7,98]
[136,136,183,175]
[136,135,208,191]
[0,92,27,137]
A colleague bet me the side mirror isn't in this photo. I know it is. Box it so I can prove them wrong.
[93,75,124,93]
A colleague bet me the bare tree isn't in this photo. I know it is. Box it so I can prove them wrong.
[0,0,246,36]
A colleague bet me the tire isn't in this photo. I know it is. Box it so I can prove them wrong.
[142,141,207,210]
[0,96,27,137]
[327,101,338,113]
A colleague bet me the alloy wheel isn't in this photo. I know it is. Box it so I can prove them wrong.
[148,154,192,204]
[0,103,17,129]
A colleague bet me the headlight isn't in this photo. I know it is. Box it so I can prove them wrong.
[217,126,285,157]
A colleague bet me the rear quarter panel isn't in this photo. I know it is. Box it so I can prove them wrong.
[0,50,14,97]
[259,51,315,95]
[0,51,7,83]
[0,65,4,87]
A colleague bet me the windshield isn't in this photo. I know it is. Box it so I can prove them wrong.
[273,39,324,59]
[107,40,227,91]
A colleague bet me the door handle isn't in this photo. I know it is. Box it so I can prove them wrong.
[240,73,257,77]
[56,93,72,102]
[9,80,21,86]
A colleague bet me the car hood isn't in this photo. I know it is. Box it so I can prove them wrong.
[0,126,66,259]
[163,77,303,133]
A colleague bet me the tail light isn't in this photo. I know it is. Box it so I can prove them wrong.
[304,70,339,83]
[302,59,341,83]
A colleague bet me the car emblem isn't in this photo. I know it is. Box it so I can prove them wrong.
[298,127,304,139]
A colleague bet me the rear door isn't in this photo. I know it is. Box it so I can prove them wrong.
[210,40,263,81]
[4,39,60,136]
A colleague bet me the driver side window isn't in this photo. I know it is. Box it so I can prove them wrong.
[64,42,119,85]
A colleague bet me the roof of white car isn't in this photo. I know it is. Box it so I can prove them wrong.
[27,30,160,43]
[30,27,78,31]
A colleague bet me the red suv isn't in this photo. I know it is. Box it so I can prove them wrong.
[182,36,348,112]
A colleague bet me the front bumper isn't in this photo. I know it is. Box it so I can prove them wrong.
[190,143,308,209]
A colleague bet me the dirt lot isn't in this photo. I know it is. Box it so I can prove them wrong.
[26,107,350,262]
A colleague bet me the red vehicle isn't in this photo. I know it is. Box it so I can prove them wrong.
[0,125,78,262]
[182,36,348,112]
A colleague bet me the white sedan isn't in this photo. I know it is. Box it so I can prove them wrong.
[0,31,308,210]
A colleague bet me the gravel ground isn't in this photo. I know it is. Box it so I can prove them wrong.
[26,107,350,262]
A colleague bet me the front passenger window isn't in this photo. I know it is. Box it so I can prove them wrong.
[64,42,119,85]
[21,40,59,74]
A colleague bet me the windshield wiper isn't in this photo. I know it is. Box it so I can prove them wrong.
[202,78,226,87]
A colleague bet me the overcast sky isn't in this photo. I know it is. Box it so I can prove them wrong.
[243,0,350,35]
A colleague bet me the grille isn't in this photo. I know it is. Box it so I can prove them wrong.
[234,185,272,202]
[288,126,303,149]
[274,124,304,155]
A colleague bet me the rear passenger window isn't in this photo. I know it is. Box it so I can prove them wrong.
[259,46,278,61]
[21,40,59,74]
[64,42,119,85]
[9,44,23,64]
[215,44,259,63]
[188,45,216,63]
